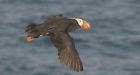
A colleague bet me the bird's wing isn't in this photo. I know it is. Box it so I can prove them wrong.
[50,32,83,71]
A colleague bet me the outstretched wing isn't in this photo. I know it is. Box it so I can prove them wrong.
[50,32,83,71]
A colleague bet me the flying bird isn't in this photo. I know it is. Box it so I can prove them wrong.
[24,15,90,71]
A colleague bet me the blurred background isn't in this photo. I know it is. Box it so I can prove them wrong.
[0,0,140,75]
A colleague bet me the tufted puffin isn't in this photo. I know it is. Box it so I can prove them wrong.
[24,15,90,71]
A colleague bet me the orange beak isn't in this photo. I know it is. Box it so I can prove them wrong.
[26,34,33,42]
[82,21,91,30]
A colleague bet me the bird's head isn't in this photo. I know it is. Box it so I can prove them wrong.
[73,18,91,30]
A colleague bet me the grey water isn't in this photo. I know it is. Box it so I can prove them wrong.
[0,0,140,75]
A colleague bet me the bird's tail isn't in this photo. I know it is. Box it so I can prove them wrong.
[24,23,41,42]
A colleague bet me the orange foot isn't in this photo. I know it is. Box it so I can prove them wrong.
[26,34,33,42]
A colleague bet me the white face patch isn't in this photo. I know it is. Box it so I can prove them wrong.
[75,18,84,27]
[69,18,84,27]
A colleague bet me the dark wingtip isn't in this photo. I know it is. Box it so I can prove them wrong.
[58,52,83,72]
[74,67,83,72]
[74,63,83,72]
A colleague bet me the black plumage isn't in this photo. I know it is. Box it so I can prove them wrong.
[25,15,90,71]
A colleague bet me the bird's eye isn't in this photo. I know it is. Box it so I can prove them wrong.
[79,20,82,23]
[75,18,83,26]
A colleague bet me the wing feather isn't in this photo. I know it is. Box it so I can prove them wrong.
[50,32,83,71]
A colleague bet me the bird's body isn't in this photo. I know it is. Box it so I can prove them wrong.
[25,15,90,71]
